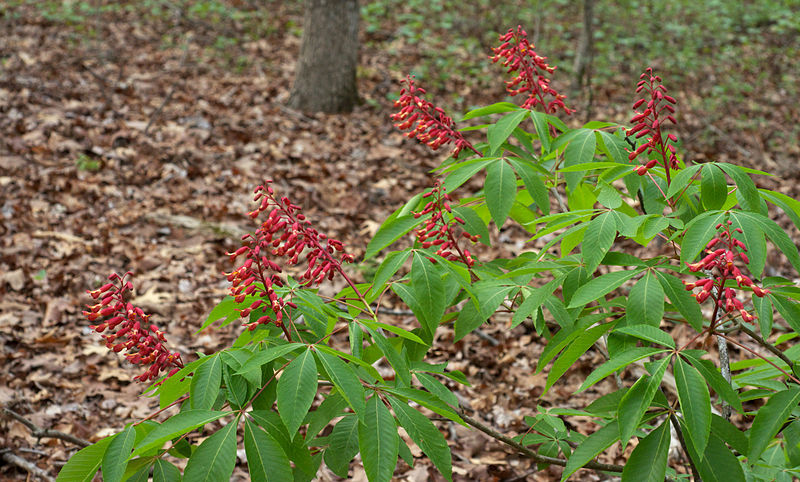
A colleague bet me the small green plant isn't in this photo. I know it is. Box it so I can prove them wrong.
[60,24,800,482]
[75,153,100,172]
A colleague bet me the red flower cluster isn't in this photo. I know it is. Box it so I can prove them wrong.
[684,221,769,323]
[627,68,679,176]
[413,180,479,267]
[391,76,477,158]
[84,272,183,383]
[226,181,354,332]
[491,26,574,114]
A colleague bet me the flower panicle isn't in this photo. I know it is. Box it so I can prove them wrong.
[490,26,574,115]
[226,180,353,332]
[627,68,679,176]
[413,179,479,267]
[83,272,183,383]
[683,220,769,324]
[391,75,476,158]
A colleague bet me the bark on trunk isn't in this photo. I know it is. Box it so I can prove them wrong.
[288,0,359,113]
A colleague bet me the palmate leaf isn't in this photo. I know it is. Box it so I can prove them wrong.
[131,410,228,457]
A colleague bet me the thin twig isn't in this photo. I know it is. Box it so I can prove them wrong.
[1,451,55,482]
[738,324,796,369]
[2,408,90,448]
[456,408,624,475]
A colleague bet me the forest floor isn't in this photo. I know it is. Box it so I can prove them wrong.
[1,2,799,481]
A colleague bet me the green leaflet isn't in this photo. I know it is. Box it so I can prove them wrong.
[358,396,400,482]
[626,271,665,327]
[277,348,318,435]
[485,158,517,227]
[674,356,711,456]
[183,415,239,482]
[618,356,671,448]
[244,418,293,482]
[621,421,670,482]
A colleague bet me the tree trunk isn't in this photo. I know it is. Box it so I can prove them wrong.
[288,0,359,114]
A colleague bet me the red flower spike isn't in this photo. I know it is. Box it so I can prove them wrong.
[83,272,183,383]
[391,76,478,158]
[683,222,769,325]
[226,181,354,334]
[491,26,574,115]
[412,180,479,268]
[627,68,680,177]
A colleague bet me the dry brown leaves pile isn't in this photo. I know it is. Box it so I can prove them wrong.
[1,2,798,481]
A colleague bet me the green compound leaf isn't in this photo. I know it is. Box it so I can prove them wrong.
[358,396,400,482]
[277,348,318,435]
[674,356,711,456]
[621,420,670,482]
[183,415,239,482]
[244,418,293,482]
[485,158,517,227]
